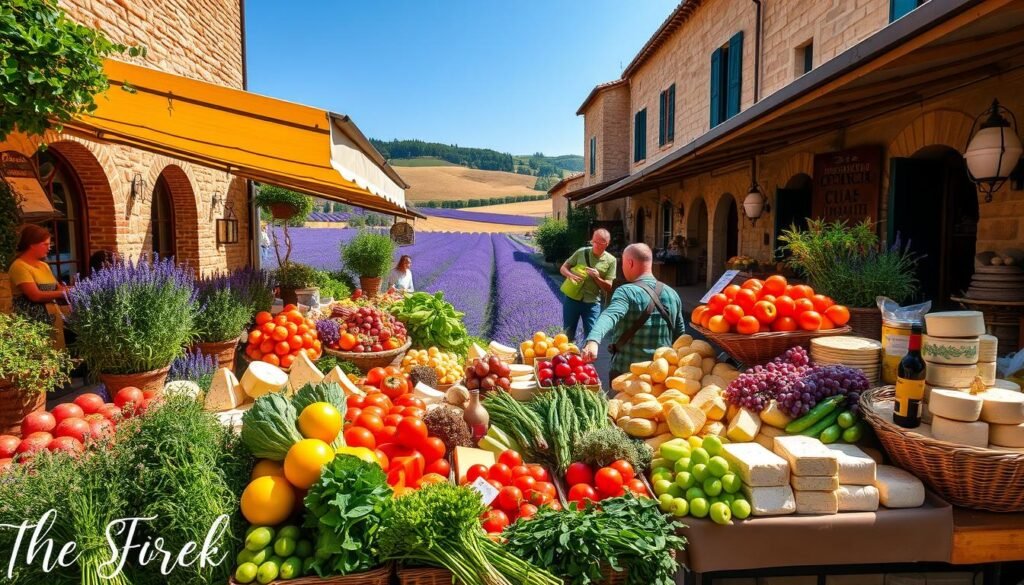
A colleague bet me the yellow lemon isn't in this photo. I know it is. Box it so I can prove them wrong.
[336,446,381,466]
[241,476,295,526]
[284,439,334,489]
[250,459,285,481]
[297,402,343,443]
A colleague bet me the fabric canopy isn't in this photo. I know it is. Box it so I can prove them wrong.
[63,59,413,217]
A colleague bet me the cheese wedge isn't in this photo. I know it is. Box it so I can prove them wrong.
[837,485,880,512]
[759,400,794,429]
[722,442,790,487]
[773,435,838,477]
[874,465,925,508]
[204,368,245,411]
[413,382,445,405]
[323,366,364,397]
[454,446,494,483]
[240,361,288,398]
[468,342,487,361]
[288,351,324,393]
[726,407,762,442]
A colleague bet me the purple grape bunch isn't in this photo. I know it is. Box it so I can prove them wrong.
[724,347,812,414]
[316,318,341,347]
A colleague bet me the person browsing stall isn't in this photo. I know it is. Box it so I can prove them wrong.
[8,224,70,324]
[388,255,415,293]
[581,243,685,380]
[559,228,616,339]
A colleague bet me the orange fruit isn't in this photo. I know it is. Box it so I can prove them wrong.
[240,475,295,525]
[708,315,731,333]
[251,459,286,481]
[798,310,823,331]
[280,354,295,369]
[722,304,744,325]
[286,322,299,336]
[287,311,305,325]
[736,315,761,334]
[262,321,277,335]
[825,304,851,326]
[259,339,276,354]
[735,289,758,313]
[272,326,289,342]
[289,335,304,350]
[283,304,298,312]
[752,300,778,324]
[811,294,833,313]
[764,275,788,296]
[723,285,741,300]
[532,332,547,344]
[785,285,805,299]
[255,311,273,326]
[775,295,796,318]
[707,293,729,314]
[339,333,357,351]
[275,341,291,356]
[298,402,343,443]
[248,330,264,345]
[275,314,289,326]
[246,345,263,360]
[819,315,836,330]
[794,298,815,314]
[262,353,280,366]
[284,438,335,489]
[691,305,709,324]
[741,278,764,292]
[301,334,314,349]
[772,316,798,332]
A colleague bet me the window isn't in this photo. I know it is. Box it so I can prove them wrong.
[589,136,597,175]
[36,151,85,281]
[660,200,673,249]
[796,41,813,76]
[890,0,926,22]
[710,31,744,127]
[151,176,175,259]
[658,84,676,146]
[633,108,647,163]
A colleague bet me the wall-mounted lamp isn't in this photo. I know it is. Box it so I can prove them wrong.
[744,157,770,226]
[216,201,239,245]
[130,173,148,205]
[964,98,1023,202]
[678,202,686,218]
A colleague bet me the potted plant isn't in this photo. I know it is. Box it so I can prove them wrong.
[255,184,314,221]
[192,274,253,371]
[0,181,20,313]
[226,266,276,317]
[64,257,199,395]
[275,261,320,306]
[0,313,73,434]
[340,230,396,297]
[778,219,921,340]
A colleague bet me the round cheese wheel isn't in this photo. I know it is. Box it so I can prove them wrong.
[978,334,999,363]
[978,388,1024,424]
[924,311,985,338]
[928,388,983,422]
[977,361,997,386]
[241,361,288,398]
[922,335,979,365]
[990,379,1022,392]
[925,363,978,387]
[931,415,989,448]
[990,422,1024,448]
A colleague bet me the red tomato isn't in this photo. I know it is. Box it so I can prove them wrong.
[361,406,387,419]
[363,393,394,411]
[142,387,161,401]
[394,395,426,409]
[54,418,90,443]
[706,293,729,314]
[98,404,122,422]
[395,417,428,447]
[547,500,563,511]
[114,387,144,410]
[487,479,504,491]
[51,403,85,423]
[594,467,624,497]
[355,413,384,434]
[87,419,114,441]
[346,394,366,409]
[376,426,399,444]
[497,450,523,468]
[626,478,649,496]
[527,465,550,483]
[480,509,509,534]
[72,393,105,415]
[752,300,778,324]
[736,315,761,335]
[0,435,18,458]
[798,310,823,331]
[344,427,377,449]
[567,483,598,509]
[764,275,788,296]
[496,486,523,512]
[21,411,56,434]
[487,463,513,485]
[609,460,635,483]
[345,407,363,423]
[774,295,796,318]
[466,464,489,483]
[365,367,388,386]
[380,375,410,400]
[527,489,551,506]
[811,294,834,312]
[723,284,741,300]
[417,437,446,463]
[771,316,799,332]
[401,407,425,419]
[510,465,531,479]
[722,304,744,325]
[565,462,594,487]
[735,289,758,313]
[383,414,404,427]
[47,436,83,455]
[513,475,537,493]
[534,481,557,500]
[17,433,52,455]
[518,503,538,521]
[825,304,851,326]
[793,298,815,314]
[424,458,450,477]
[377,442,415,462]
[742,278,764,292]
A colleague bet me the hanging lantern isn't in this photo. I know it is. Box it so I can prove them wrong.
[964,99,1023,202]
[743,183,770,226]
[216,201,239,245]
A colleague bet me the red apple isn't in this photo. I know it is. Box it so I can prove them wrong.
[54,418,91,443]
[21,411,56,435]
[51,403,85,424]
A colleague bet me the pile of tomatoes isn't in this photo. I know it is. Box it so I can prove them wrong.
[244,306,322,369]
[564,460,649,509]
[328,306,407,354]
[691,275,851,335]
[342,366,449,490]
[462,449,561,534]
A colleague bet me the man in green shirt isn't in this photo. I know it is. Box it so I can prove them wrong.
[560,228,616,339]
[582,243,686,378]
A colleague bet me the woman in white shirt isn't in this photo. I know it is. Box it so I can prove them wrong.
[388,255,414,293]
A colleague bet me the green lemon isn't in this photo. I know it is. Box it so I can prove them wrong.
[670,497,689,517]
[274,536,296,558]
[674,471,694,490]
[689,497,710,518]
[660,441,691,462]
[249,546,272,567]
[720,493,736,504]
[721,473,742,494]
[653,479,674,496]
[702,435,724,457]
[256,560,280,585]
[691,463,710,483]
[280,556,304,580]
[685,486,706,501]
[690,447,710,466]
[707,456,730,478]
[703,477,723,497]
[658,493,675,512]
[709,501,732,525]
[667,483,685,498]
[235,562,259,584]
[246,527,274,552]
[731,498,752,520]
[236,548,254,566]
[650,457,671,470]
[652,470,675,484]
[673,457,692,473]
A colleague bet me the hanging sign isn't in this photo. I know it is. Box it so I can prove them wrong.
[0,151,56,219]
[390,221,415,246]
[811,146,882,225]
[700,270,740,304]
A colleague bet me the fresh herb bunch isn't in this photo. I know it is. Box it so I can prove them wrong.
[168,348,217,390]
[315,354,360,376]
[0,312,72,394]
[315,318,341,347]
[378,483,561,585]
[390,291,469,354]
[341,230,396,278]
[194,275,252,343]
[304,455,392,576]
[254,184,314,219]
[778,219,921,307]
[573,427,653,472]
[65,257,199,375]
[315,270,351,300]
[502,495,687,585]
[228,266,276,314]
[276,261,321,289]
[0,181,19,267]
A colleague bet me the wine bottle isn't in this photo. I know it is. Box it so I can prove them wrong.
[893,323,926,428]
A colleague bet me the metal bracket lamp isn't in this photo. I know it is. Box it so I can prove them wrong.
[212,193,239,245]
[130,173,148,205]
[964,98,1023,202]
[744,157,770,226]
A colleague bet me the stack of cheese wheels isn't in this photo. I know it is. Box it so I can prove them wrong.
[921,311,985,422]
[924,385,1024,450]
[810,336,882,385]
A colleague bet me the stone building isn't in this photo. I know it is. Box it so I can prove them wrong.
[569,0,1024,313]
[547,173,583,220]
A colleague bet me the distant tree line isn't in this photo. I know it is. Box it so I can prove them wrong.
[371,138,515,172]
[411,194,548,209]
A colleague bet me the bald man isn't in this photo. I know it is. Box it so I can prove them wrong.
[559,228,616,339]
[582,243,686,379]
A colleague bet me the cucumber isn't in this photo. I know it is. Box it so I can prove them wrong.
[785,395,846,434]
[800,409,842,438]
[819,424,842,444]
[842,422,866,443]
[837,410,856,429]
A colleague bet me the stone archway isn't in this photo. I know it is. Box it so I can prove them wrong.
[686,196,709,285]
[150,163,201,269]
[44,139,123,258]
[710,193,739,283]
[888,109,975,160]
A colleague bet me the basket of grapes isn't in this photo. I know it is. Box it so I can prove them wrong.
[323,305,411,371]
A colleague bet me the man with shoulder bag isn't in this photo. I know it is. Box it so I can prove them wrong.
[559,228,616,340]
[581,243,686,381]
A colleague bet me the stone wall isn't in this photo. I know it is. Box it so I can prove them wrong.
[582,84,631,186]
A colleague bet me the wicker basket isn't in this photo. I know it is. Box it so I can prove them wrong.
[846,307,882,341]
[688,322,852,366]
[600,564,629,585]
[860,386,1024,512]
[229,563,392,585]
[324,339,411,372]
[395,565,453,585]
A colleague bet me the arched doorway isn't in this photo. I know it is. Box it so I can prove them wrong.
[659,200,673,249]
[774,173,813,258]
[34,149,87,281]
[150,175,175,259]
[888,145,979,308]
[149,164,200,269]
[711,194,739,281]
[687,198,709,284]
[635,207,646,244]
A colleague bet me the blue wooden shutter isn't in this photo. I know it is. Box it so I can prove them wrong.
[668,84,676,141]
[710,48,723,127]
[639,109,647,160]
[658,91,666,146]
[589,137,596,175]
[634,111,641,161]
[890,0,918,22]
[726,31,743,119]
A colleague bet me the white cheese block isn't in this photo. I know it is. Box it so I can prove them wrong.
[928,388,983,422]
[722,442,790,487]
[508,364,534,379]
[925,363,979,388]
[874,465,925,508]
[977,361,996,386]
[413,382,445,405]
[753,425,787,450]
[791,474,839,491]
[991,379,1022,392]
[978,388,1024,424]
[932,415,989,448]
[990,422,1024,447]
[773,435,839,477]
[837,484,880,512]
[726,407,762,442]
[924,311,985,337]
[204,368,245,412]
[821,443,877,485]
[287,351,324,392]
[921,335,979,365]
[978,334,998,362]
[467,342,488,361]
[240,361,289,398]
[794,489,839,514]
[323,366,365,397]
[741,484,796,516]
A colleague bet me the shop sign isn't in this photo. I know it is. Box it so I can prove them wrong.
[811,146,882,224]
[0,150,56,219]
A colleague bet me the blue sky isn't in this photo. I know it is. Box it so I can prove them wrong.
[244,0,677,157]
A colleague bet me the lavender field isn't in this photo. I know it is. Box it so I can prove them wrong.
[416,207,540,226]
[270,228,565,345]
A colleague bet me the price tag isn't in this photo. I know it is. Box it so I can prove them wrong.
[469,476,500,506]
[699,270,741,304]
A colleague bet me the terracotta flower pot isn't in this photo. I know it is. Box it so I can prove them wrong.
[99,366,170,398]
[194,338,239,371]
[0,380,46,435]
[360,276,382,298]
[269,202,298,220]
[280,286,299,306]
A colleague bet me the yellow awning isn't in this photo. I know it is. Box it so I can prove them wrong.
[63,59,413,217]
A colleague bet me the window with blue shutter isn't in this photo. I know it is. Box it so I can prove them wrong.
[726,31,743,119]
[658,84,677,146]
[710,33,743,127]
[890,0,925,22]
[667,84,676,142]
[634,109,647,162]
[710,48,723,127]
[589,136,596,175]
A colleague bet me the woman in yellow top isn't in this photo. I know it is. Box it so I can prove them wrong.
[9,224,69,323]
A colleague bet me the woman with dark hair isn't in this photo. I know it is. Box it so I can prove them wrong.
[387,254,415,293]
[8,224,68,323]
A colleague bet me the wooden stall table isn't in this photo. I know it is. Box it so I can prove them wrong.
[951,508,1024,565]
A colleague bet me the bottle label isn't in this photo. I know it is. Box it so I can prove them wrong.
[894,377,925,418]
[885,333,910,358]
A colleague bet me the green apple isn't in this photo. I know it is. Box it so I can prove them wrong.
[702,435,724,457]
[731,498,752,519]
[249,547,271,567]
[674,471,695,490]
[689,497,710,518]
[670,497,689,517]
[673,458,692,473]
[707,456,730,478]
[690,447,710,466]
[660,442,691,462]
[721,473,742,494]
[719,493,736,504]
[658,493,675,512]
[651,457,671,469]
[667,484,685,498]
[653,479,674,496]
[652,470,674,484]
[703,477,723,497]
[685,486,706,501]
[709,501,732,525]
[691,463,710,483]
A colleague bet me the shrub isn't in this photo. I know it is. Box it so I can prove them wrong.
[0,312,72,394]
[0,182,19,268]
[275,261,320,290]
[534,206,594,263]
[254,185,314,220]
[341,230,396,278]
[226,266,275,315]
[194,276,252,343]
[315,270,351,300]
